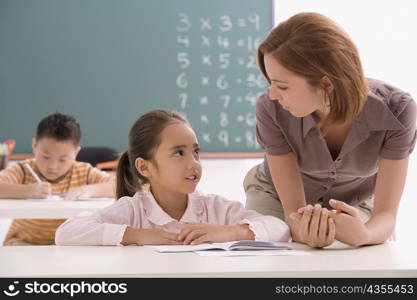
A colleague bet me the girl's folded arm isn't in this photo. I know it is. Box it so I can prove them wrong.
[55,198,136,246]
[209,195,291,242]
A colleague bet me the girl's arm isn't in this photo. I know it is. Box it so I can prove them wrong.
[188,194,291,243]
[55,198,134,246]
[122,227,183,246]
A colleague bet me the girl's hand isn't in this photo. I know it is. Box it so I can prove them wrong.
[290,204,336,248]
[178,223,255,245]
[328,199,370,247]
[63,186,92,200]
[134,228,182,246]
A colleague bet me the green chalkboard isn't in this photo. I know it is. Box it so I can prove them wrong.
[0,0,272,154]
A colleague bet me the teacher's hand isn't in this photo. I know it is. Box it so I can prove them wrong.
[290,204,335,248]
[328,199,370,247]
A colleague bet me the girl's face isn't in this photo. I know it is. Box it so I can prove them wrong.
[140,122,202,198]
[264,53,325,117]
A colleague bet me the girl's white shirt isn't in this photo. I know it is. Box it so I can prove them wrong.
[55,190,290,245]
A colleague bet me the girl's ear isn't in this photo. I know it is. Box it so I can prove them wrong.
[135,157,151,179]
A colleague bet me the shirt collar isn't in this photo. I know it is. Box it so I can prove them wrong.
[302,114,316,138]
[137,191,204,226]
[358,90,404,131]
[302,89,404,138]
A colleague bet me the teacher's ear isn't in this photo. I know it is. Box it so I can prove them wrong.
[320,76,334,93]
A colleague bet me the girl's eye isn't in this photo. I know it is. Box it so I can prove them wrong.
[174,150,184,156]
[194,148,200,155]
[43,156,49,160]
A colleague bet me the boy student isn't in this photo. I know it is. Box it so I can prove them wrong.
[0,113,115,245]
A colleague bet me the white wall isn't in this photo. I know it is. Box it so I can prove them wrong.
[274,0,417,243]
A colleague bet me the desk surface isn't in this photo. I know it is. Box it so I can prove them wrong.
[0,198,115,219]
[1,241,416,278]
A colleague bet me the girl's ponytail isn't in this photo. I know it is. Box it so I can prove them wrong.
[116,151,136,199]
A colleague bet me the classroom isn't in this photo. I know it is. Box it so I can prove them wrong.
[0,0,416,294]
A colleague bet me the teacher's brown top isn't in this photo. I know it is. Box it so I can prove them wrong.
[256,79,417,207]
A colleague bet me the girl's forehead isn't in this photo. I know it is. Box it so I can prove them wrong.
[159,123,198,146]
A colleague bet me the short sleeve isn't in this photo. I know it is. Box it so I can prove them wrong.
[380,97,417,160]
[0,163,24,184]
[256,93,292,155]
[87,166,111,184]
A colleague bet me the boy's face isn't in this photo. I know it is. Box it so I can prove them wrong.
[32,137,80,181]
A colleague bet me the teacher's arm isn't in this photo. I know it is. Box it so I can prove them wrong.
[266,152,307,241]
[329,156,409,246]
[365,156,409,244]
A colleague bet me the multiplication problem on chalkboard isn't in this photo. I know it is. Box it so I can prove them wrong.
[175,12,268,151]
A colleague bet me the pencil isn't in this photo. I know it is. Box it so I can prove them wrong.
[24,163,42,183]
[331,209,342,214]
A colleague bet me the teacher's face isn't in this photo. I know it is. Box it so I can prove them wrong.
[264,54,325,117]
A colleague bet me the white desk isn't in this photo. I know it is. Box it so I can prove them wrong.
[1,241,416,277]
[0,198,115,219]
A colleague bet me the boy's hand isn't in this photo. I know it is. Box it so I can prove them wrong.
[178,223,255,245]
[63,186,92,200]
[25,182,52,199]
[289,204,336,248]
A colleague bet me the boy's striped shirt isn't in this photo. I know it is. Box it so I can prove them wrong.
[0,159,111,245]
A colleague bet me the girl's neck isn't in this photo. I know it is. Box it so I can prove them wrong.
[149,187,188,221]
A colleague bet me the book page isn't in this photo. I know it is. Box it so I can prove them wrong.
[195,250,310,257]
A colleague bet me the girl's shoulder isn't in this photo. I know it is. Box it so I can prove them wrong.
[190,190,242,207]
[115,192,147,208]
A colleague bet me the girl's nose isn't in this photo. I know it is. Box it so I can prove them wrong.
[188,156,200,169]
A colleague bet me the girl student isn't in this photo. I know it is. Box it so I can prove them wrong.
[55,110,290,246]
[244,12,416,248]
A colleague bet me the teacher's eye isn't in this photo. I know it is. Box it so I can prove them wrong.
[276,85,288,91]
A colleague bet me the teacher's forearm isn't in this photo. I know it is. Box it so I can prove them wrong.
[363,212,396,245]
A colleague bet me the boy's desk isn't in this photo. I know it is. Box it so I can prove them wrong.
[0,198,115,219]
[1,241,416,278]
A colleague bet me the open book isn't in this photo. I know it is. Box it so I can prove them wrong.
[145,240,291,253]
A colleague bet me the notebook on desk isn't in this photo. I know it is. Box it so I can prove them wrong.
[145,240,291,253]
[145,240,309,256]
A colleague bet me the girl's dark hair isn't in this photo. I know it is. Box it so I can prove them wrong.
[116,109,188,199]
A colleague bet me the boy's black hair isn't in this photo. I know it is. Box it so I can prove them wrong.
[36,112,81,145]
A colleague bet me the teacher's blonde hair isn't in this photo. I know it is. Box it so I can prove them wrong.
[258,12,367,129]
